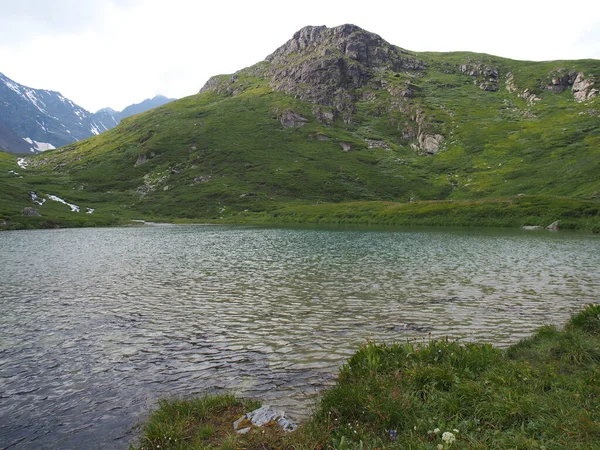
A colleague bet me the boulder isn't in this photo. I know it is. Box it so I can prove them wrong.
[233,406,297,434]
[418,133,444,155]
[546,220,560,231]
[21,207,41,217]
[522,225,544,230]
[279,110,308,128]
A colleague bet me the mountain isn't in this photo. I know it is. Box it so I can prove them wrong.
[115,95,175,122]
[1,24,599,230]
[0,72,175,154]
[0,72,116,153]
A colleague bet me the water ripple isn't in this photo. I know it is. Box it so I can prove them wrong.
[1,225,599,449]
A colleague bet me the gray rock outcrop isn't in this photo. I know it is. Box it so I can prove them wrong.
[505,73,541,105]
[266,24,425,105]
[233,406,297,434]
[278,110,309,128]
[544,70,578,93]
[22,207,41,217]
[460,63,499,91]
[135,152,156,167]
[572,72,598,102]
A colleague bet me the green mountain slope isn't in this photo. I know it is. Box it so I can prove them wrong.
[1,24,599,230]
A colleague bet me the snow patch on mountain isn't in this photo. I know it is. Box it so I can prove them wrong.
[23,137,56,152]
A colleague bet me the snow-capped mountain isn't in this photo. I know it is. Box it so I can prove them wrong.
[0,72,175,154]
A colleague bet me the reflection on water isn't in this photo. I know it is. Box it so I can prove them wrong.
[1,225,598,448]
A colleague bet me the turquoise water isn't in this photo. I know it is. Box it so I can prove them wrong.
[1,225,598,448]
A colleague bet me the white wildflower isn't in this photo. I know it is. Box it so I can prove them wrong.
[442,431,456,445]
[437,445,443,450]
[434,427,441,434]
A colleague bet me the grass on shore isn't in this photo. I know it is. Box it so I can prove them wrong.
[133,304,600,449]
[231,196,600,233]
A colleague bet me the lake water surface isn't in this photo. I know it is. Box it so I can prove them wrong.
[1,225,599,449]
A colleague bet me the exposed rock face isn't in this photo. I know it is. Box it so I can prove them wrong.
[460,63,499,91]
[544,69,578,93]
[572,72,598,102]
[419,134,445,155]
[409,110,445,154]
[200,24,443,154]
[278,109,308,128]
[506,72,541,104]
[265,24,425,121]
[135,152,156,167]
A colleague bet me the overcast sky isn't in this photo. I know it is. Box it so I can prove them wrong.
[1,0,599,112]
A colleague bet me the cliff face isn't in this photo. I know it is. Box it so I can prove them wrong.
[264,25,425,127]
[266,24,424,99]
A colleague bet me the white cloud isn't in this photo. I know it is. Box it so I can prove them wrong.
[1,0,599,112]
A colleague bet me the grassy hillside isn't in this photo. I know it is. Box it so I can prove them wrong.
[1,25,599,230]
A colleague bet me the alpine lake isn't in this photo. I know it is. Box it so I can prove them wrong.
[1,224,599,449]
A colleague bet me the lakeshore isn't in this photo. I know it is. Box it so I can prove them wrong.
[134,304,600,449]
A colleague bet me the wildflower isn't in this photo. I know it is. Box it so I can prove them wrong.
[453,428,459,433]
[437,445,443,450]
[434,428,441,434]
[388,429,397,440]
[442,431,456,445]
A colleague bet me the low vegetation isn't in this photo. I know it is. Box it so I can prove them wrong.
[1,28,599,231]
[133,304,600,449]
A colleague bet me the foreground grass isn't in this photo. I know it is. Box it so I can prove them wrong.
[134,304,600,449]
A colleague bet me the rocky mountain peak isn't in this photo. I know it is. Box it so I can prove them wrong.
[260,24,425,124]
[266,24,418,72]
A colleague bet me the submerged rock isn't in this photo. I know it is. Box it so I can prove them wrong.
[233,405,297,434]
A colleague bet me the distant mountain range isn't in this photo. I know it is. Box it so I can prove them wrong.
[0,72,174,154]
